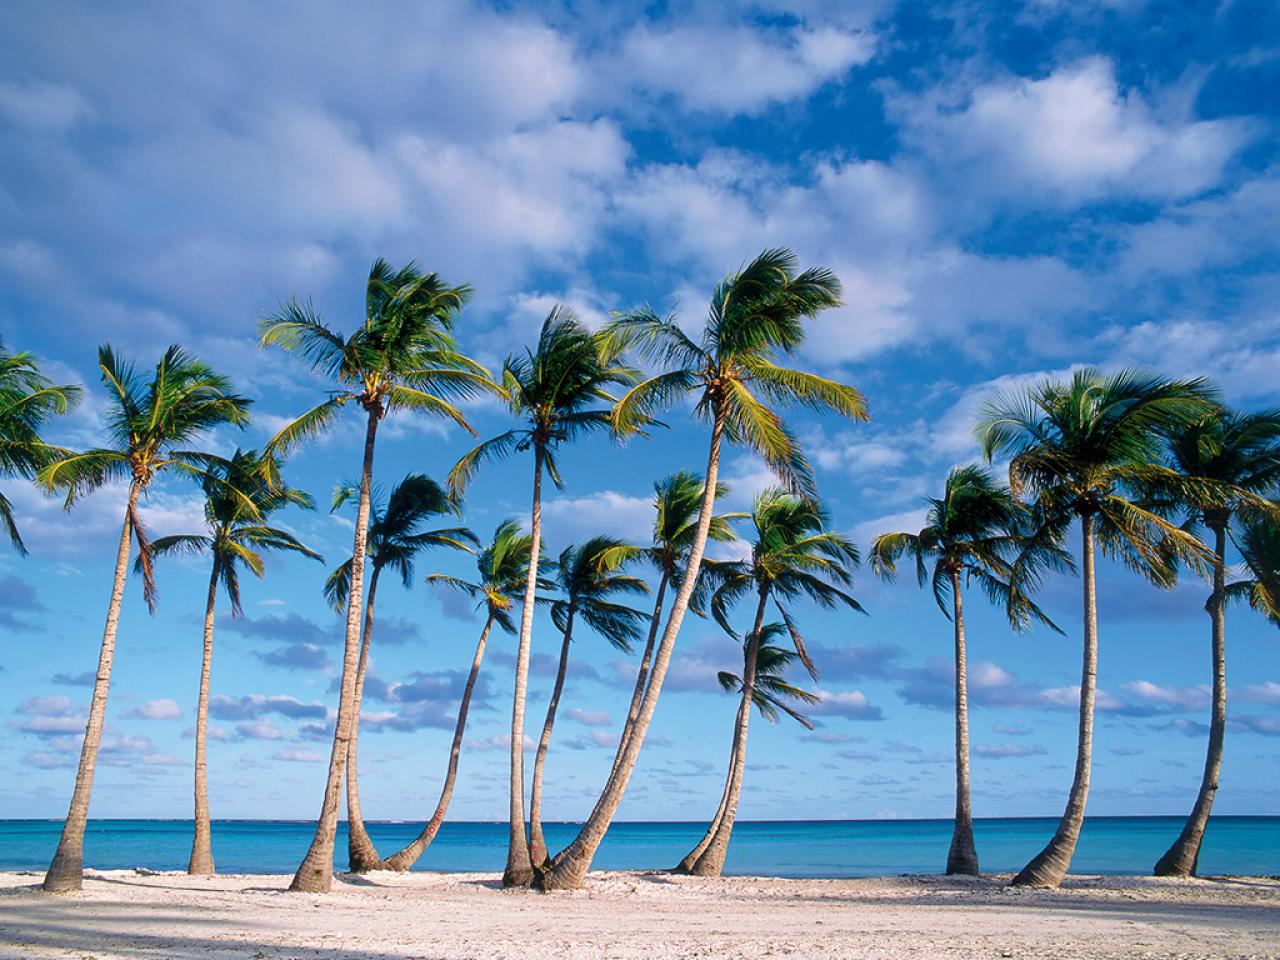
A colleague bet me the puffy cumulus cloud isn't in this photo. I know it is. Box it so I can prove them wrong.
[254,642,331,672]
[1238,681,1280,705]
[125,698,183,721]
[896,658,1041,711]
[809,688,883,721]
[562,730,620,751]
[542,491,655,548]
[352,668,498,733]
[567,708,612,728]
[234,720,284,742]
[11,695,86,738]
[209,694,328,721]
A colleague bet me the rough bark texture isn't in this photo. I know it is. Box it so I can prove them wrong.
[346,568,384,872]
[1155,523,1227,877]
[945,567,979,876]
[540,418,724,890]
[188,561,220,876]
[1012,513,1097,888]
[383,613,495,872]
[44,482,141,893]
[503,445,544,888]
[528,604,575,867]
[609,574,668,779]
[289,409,379,893]
[675,695,742,873]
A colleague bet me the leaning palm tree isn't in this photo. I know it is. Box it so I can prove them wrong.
[146,449,321,875]
[447,306,637,887]
[38,345,251,892]
[676,489,861,877]
[541,248,861,890]
[381,519,553,872]
[870,465,1068,876]
[260,258,492,893]
[0,343,81,554]
[1153,409,1280,877]
[528,536,649,866]
[324,473,478,872]
[978,368,1218,888]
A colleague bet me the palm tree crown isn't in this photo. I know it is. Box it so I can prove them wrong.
[549,536,651,652]
[429,519,553,634]
[1163,408,1280,533]
[717,622,820,729]
[1230,516,1280,626]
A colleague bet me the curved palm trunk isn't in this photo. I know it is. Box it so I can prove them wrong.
[946,568,979,876]
[529,603,576,867]
[383,612,495,872]
[44,481,141,893]
[1155,524,1227,877]
[290,409,379,893]
[188,560,220,876]
[610,573,669,776]
[1013,512,1096,888]
[675,696,743,872]
[541,418,724,890]
[503,444,544,888]
[347,567,384,872]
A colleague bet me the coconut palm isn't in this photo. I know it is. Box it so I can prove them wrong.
[37,345,250,893]
[1228,515,1280,626]
[869,464,1069,876]
[978,368,1218,888]
[447,306,637,887]
[717,623,821,727]
[541,248,860,890]
[1153,409,1280,877]
[260,258,492,893]
[145,449,321,875]
[676,489,861,876]
[528,536,650,866]
[323,473,478,872]
[0,344,82,554]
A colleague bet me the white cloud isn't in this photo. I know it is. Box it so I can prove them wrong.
[542,490,654,548]
[0,80,90,131]
[126,698,183,721]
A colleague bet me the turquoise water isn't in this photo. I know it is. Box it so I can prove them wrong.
[1,817,1276,877]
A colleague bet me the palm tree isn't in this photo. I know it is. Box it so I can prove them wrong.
[716,622,821,727]
[324,473,478,872]
[528,536,650,867]
[260,258,491,893]
[978,368,1218,888]
[1228,515,1280,624]
[1153,409,1280,877]
[37,345,250,893]
[0,343,81,554]
[541,248,861,891]
[146,449,321,875]
[447,306,637,887]
[676,489,861,877]
[869,465,1068,876]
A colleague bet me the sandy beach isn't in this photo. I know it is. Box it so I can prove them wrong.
[1,870,1277,960]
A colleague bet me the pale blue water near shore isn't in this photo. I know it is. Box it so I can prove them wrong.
[1,817,1276,877]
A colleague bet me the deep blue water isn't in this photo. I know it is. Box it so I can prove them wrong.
[1,817,1276,877]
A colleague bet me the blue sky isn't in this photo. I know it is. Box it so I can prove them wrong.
[1,0,1278,826]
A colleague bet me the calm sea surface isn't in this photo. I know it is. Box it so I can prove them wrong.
[1,817,1276,877]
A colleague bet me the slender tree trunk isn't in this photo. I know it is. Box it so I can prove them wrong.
[541,418,724,890]
[44,481,141,893]
[529,603,576,867]
[347,567,384,872]
[503,444,544,887]
[383,612,495,872]
[946,567,979,876]
[609,573,668,778]
[290,409,379,893]
[674,737,736,872]
[188,560,220,876]
[1155,523,1227,877]
[1013,512,1096,888]
[689,587,769,877]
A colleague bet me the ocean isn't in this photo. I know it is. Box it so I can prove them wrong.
[1,816,1276,877]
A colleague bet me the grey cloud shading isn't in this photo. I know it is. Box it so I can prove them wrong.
[0,574,46,630]
[974,743,1048,759]
[809,689,883,721]
[803,640,906,681]
[254,642,331,671]
[208,694,327,721]
[49,671,96,687]
[224,613,335,647]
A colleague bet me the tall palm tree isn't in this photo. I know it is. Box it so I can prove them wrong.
[978,368,1218,888]
[324,473,478,872]
[541,248,861,891]
[146,449,321,875]
[528,536,649,867]
[37,345,250,893]
[1227,515,1280,625]
[260,258,491,893]
[869,465,1068,876]
[676,489,861,877]
[381,519,553,872]
[1153,409,1280,877]
[0,343,81,554]
[447,306,637,887]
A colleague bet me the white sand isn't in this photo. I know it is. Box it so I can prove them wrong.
[1,869,1277,959]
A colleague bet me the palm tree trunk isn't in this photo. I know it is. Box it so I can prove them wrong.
[609,573,669,776]
[1013,512,1096,888]
[503,443,544,888]
[44,481,141,893]
[188,559,220,876]
[290,408,379,893]
[1155,523,1227,877]
[946,567,979,876]
[541,418,724,890]
[529,604,576,867]
[675,696,743,872]
[383,612,495,872]
[346,567,384,872]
